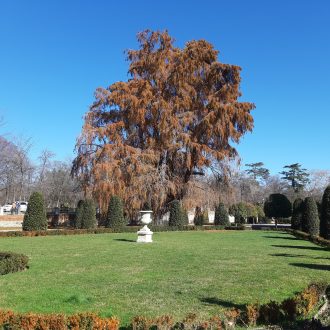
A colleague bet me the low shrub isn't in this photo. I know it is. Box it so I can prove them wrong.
[0,252,29,275]
[0,311,119,330]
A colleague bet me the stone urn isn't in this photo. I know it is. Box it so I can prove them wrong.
[137,210,153,243]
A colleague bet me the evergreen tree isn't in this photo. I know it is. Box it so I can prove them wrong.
[23,192,48,231]
[264,193,292,219]
[180,207,189,226]
[75,199,97,229]
[169,200,183,227]
[320,185,330,239]
[245,162,270,182]
[214,202,229,226]
[194,206,206,226]
[280,163,310,193]
[229,202,248,224]
[302,197,320,236]
[291,198,304,230]
[106,195,126,229]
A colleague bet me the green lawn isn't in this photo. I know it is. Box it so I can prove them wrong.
[0,231,329,324]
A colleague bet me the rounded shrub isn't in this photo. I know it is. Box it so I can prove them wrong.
[0,252,29,275]
[75,199,97,229]
[23,192,47,231]
[106,195,126,229]
[302,197,320,236]
[291,198,304,230]
[264,193,292,219]
[214,202,229,226]
[320,185,330,239]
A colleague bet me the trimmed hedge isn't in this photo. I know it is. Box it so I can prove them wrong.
[0,225,232,238]
[288,229,330,249]
[106,195,126,229]
[214,203,229,226]
[0,311,119,330]
[0,252,29,275]
[23,192,48,231]
[75,199,97,229]
[302,197,320,236]
[321,185,330,239]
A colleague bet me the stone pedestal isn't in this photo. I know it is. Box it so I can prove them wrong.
[137,225,153,243]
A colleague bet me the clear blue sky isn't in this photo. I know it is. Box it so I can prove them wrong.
[0,0,329,174]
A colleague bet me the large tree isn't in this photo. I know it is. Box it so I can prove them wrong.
[280,163,310,193]
[245,162,269,182]
[72,30,254,217]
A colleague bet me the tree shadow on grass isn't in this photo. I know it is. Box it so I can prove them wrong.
[271,244,329,251]
[263,236,299,240]
[113,238,136,243]
[199,297,245,309]
[270,253,307,258]
[290,263,330,271]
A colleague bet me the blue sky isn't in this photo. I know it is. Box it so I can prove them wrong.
[0,0,329,174]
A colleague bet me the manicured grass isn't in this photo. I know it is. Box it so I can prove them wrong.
[0,231,328,324]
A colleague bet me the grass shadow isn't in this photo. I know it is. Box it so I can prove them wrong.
[271,244,328,251]
[199,297,245,309]
[290,263,330,271]
[113,238,136,243]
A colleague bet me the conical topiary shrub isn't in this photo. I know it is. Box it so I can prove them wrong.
[302,197,320,236]
[106,195,126,230]
[291,198,304,230]
[214,202,229,226]
[169,200,183,227]
[23,192,47,231]
[320,185,330,239]
[194,206,206,226]
[75,199,97,229]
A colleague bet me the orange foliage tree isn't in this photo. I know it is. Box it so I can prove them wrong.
[72,30,255,219]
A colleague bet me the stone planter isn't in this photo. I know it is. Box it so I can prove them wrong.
[137,210,153,243]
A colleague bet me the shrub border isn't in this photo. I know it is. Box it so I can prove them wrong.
[0,225,246,238]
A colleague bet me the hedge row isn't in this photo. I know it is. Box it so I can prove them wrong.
[0,311,119,330]
[0,284,325,329]
[0,225,246,238]
[288,229,330,249]
[0,252,29,275]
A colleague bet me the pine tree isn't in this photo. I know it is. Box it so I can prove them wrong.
[320,185,330,239]
[194,206,206,226]
[280,163,310,193]
[291,198,304,230]
[23,192,48,231]
[106,195,126,229]
[302,197,320,236]
[75,199,97,229]
[214,202,229,226]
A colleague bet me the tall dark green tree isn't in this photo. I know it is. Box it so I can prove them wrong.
[23,192,48,231]
[75,199,97,229]
[280,163,310,193]
[320,185,330,239]
[302,197,320,236]
[106,195,126,229]
[264,193,292,219]
[245,162,270,182]
[214,202,229,226]
[291,198,304,230]
[169,200,187,227]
